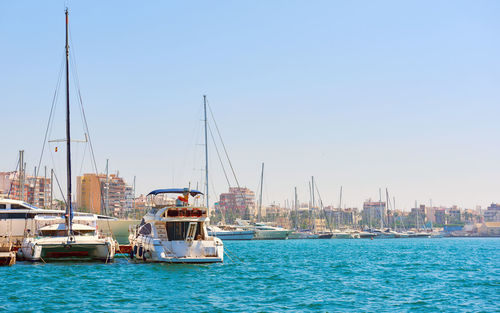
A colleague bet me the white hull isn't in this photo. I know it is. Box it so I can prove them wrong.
[130,235,223,263]
[21,236,116,262]
[254,229,291,240]
[289,232,319,239]
[208,230,255,240]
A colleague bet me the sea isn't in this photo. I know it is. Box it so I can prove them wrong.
[2,238,499,312]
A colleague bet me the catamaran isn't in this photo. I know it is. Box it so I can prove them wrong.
[20,9,116,262]
[129,189,224,263]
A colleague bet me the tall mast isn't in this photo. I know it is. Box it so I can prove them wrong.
[385,188,389,229]
[294,186,298,230]
[379,188,383,229]
[65,8,73,235]
[258,162,264,222]
[19,150,24,201]
[203,95,209,209]
[105,159,109,216]
[338,186,343,228]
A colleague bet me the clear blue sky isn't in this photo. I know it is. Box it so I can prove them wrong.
[1,1,499,210]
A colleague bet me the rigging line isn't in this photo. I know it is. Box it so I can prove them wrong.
[314,184,332,231]
[208,123,231,189]
[206,100,240,188]
[78,142,88,175]
[69,26,100,176]
[53,169,68,209]
[33,52,65,192]
[207,99,251,218]
[7,155,20,198]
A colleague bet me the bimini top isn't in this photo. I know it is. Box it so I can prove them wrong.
[147,189,203,197]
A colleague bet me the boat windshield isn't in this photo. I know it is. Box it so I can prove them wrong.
[166,222,202,241]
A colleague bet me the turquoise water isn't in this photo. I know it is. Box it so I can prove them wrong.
[2,238,499,312]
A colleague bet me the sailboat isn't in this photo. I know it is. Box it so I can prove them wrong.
[21,9,116,262]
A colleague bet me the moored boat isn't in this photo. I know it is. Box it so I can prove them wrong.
[129,189,223,263]
[21,215,116,262]
[207,225,255,240]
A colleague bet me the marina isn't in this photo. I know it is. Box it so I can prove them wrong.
[1,1,499,312]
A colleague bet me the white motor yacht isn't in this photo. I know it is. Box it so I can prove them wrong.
[21,215,116,262]
[129,189,223,263]
[207,225,255,240]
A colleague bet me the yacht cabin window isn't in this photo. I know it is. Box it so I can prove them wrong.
[166,222,203,241]
[138,223,152,236]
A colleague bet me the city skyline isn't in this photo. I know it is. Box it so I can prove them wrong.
[1,1,499,210]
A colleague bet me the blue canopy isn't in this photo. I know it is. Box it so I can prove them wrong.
[147,188,203,196]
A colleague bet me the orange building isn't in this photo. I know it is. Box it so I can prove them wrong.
[76,174,103,214]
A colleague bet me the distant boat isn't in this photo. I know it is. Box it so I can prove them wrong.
[289,231,319,239]
[234,219,291,240]
[253,223,292,240]
[207,225,255,240]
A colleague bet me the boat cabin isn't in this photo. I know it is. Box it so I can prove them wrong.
[137,188,210,242]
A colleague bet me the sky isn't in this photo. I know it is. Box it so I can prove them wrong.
[1,1,499,211]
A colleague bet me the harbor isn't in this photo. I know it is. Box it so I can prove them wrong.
[1,1,499,312]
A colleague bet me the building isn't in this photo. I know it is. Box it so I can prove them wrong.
[0,171,52,208]
[484,203,500,222]
[409,205,427,228]
[362,201,386,228]
[216,187,256,222]
[76,173,133,217]
[478,222,500,236]
[435,208,447,225]
[448,206,462,224]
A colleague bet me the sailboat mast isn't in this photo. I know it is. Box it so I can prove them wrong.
[294,186,298,230]
[258,162,264,222]
[65,8,73,235]
[203,95,209,209]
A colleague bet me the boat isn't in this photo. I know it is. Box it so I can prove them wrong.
[253,223,292,240]
[20,9,116,262]
[129,189,224,263]
[21,214,116,262]
[289,231,319,239]
[207,225,255,240]
[0,198,120,245]
[234,219,292,240]
[331,230,358,239]
[317,232,334,239]
[407,231,431,238]
[0,198,66,245]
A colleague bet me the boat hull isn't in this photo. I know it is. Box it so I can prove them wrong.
[289,232,319,239]
[253,230,291,240]
[129,236,224,263]
[21,238,115,262]
[208,230,255,240]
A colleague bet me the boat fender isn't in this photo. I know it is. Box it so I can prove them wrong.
[130,247,135,259]
[133,245,138,255]
[143,250,149,261]
[138,246,143,258]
